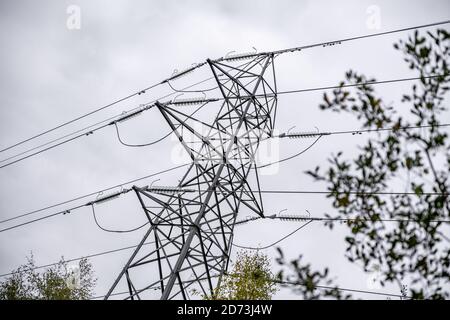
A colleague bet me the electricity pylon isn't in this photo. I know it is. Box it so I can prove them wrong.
[105,53,278,300]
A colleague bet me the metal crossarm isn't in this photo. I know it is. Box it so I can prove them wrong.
[105,54,278,300]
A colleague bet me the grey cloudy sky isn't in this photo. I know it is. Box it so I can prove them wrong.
[0,0,449,299]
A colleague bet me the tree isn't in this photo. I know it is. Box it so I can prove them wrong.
[205,250,277,300]
[277,28,450,299]
[275,249,351,300]
[0,254,97,300]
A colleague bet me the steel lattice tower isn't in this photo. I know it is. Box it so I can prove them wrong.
[105,53,278,300]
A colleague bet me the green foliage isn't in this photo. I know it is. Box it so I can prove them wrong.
[206,251,277,300]
[275,248,351,300]
[0,254,97,300]
[303,29,450,299]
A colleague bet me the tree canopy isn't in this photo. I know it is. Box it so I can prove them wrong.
[277,28,450,299]
[0,254,96,300]
[206,250,278,300]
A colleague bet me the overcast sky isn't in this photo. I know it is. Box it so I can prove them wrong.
[0,0,449,299]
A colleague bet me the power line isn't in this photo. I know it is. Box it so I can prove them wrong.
[233,220,314,250]
[0,241,156,278]
[257,122,450,169]
[0,59,254,168]
[292,216,450,223]
[272,74,448,96]
[0,218,427,300]
[232,212,450,250]
[0,114,119,166]
[213,21,450,62]
[0,204,88,233]
[256,136,323,169]
[1,118,448,211]
[0,216,406,299]
[316,123,450,136]
[0,216,258,278]
[1,74,447,169]
[274,279,408,299]
[90,204,149,233]
[0,83,216,169]
[259,190,448,196]
[113,100,210,147]
[0,113,393,170]
[95,265,412,300]
[90,290,132,300]
[89,287,162,300]
[270,20,450,56]
[3,20,448,157]
[1,180,448,230]
[238,214,450,224]
[0,163,189,226]
[276,123,450,140]
[0,122,112,169]
[0,81,165,154]
[4,191,446,234]
[3,20,449,300]
[0,58,253,161]
[0,211,434,300]
[193,74,447,100]
[91,278,409,300]
[0,75,221,167]
[0,204,92,233]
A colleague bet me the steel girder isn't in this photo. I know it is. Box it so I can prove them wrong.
[105,54,278,300]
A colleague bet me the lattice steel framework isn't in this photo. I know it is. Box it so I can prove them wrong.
[105,53,278,300]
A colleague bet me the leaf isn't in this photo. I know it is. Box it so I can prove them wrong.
[337,195,350,207]
[414,185,424,196]
[405,157,414,170]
